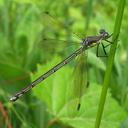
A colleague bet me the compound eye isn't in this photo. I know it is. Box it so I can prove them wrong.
[99,29,105,34]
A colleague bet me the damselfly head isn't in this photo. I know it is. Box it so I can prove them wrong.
[99,29,109,39]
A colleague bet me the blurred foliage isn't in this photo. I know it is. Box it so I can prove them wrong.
[32,57,127,128]
[0,0,128,128]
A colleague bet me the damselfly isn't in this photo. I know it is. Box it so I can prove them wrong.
[9,11,113,111]
[10,28,112,109]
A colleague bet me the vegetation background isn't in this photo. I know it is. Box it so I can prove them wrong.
[0,0,127,128]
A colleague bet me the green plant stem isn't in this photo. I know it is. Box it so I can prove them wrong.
[95,0,126,128]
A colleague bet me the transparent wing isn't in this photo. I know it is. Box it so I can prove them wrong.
[66,50,89,116]
[41,11,83,40]
[34,34,81,65]
[31,11,82,63]
[37,36,81,53]
[74,51,89,109]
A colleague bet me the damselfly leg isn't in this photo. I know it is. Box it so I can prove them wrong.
[96,31,113,57]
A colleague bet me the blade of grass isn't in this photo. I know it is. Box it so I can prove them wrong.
[95,0,126,128]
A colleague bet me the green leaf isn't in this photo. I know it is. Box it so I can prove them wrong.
[31,56,127,128]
